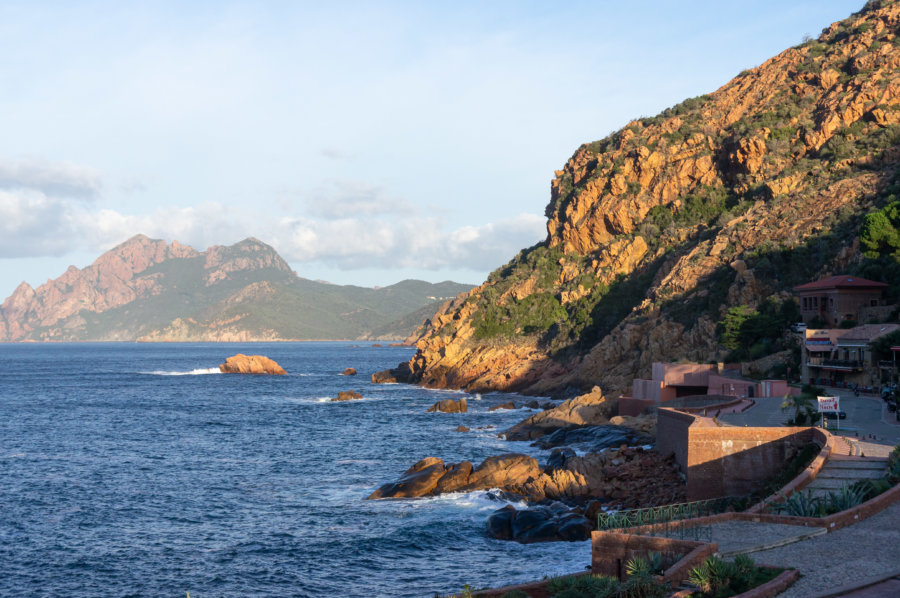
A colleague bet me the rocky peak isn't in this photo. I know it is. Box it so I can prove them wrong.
[203,237,291,285]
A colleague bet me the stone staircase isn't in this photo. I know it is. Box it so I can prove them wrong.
[805,457,889,498]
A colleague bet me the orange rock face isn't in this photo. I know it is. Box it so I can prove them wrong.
[399,2,900,397]
[218,354,287,375]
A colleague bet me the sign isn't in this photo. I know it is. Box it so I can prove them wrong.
[817,396,840,413]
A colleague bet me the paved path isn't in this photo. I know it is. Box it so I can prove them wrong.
[698,499,900,597]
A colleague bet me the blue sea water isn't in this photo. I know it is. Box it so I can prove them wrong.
[0,342,590,597]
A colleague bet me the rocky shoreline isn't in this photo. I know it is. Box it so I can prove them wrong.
[366,383,685,543]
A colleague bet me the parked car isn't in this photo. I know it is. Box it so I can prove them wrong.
[823,410,847,420]
[791,322,807,333]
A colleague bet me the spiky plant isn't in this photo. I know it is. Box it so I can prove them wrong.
[777,489,823,517]
[825,483,868,513]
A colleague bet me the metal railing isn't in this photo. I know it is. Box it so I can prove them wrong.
[822,359,863,369]
[597,496,739,542]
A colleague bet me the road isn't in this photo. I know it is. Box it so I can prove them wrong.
[718,387,900,456]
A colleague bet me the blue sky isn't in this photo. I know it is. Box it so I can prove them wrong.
[0,0,864,297]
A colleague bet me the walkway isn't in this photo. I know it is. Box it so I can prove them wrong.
[692,499,900,597]
[803,456,888,499]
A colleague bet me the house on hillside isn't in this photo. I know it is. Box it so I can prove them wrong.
[802,323,900,390]
[793,275,887,327]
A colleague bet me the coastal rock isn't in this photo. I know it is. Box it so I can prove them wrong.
[368,446,685,508]
[485,506,592,543]
[341,368,357,376]
[504,386,615,440]
[371,362,412,384]
[489,401,517,411]
[456,425,470,433]
[219,354,286,375]
[367,453,542,500]
[532,424,654,452]
[332,390,363,401]
[426,397,468,413]
[367,457,447,499]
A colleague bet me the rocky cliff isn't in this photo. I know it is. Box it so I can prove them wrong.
[0,235,472,342]
[400,1,900,396]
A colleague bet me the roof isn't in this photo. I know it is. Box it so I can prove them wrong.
[835,323,900,344]
[794,275,888,292]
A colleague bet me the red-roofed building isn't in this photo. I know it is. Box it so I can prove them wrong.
[793,275,887,326]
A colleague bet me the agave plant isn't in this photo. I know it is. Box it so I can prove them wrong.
[687,556,737,596]
[732,553,755,577]
[777,489,823,517]
[825,483,868,513]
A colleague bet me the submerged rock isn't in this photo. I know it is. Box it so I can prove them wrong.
[489,401,517,411]
[456,425,470,433]
[427,397,468,413]
[331,390,363,402]
[340,368,357,376]
[219,354,286,375]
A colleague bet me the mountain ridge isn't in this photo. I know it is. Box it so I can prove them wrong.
[0,235,472,342]
[395,0,900,396]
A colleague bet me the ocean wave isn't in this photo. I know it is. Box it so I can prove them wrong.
[141,368,222,376]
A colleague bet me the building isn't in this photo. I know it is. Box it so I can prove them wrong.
[793,275,887,327]
[621,362,791,416]
[801,323,900,389]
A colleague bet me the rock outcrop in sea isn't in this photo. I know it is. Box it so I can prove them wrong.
[219,354,287,375]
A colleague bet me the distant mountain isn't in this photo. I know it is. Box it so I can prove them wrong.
[0,235,472,342]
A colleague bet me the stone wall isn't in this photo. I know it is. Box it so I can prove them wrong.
[656,409,820,501]
[591,532,716,583]
[685,426,816,500]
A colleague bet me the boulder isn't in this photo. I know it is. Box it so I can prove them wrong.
[489,401,517,411]
[340,368,357,376]
[371,361,412,384]
[219,354,286,375]
[546,447,576,470]
[504,386,615,440]
[367,453,541,500]
[367,457,447,499]
[485,505,592,543]
[331,390,363,402]
[456,425,470,433]
[427,397,468,413]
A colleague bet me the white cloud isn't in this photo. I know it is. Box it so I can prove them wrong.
[269,211,546,272]
[0,157,102,199]
[0,157,546,276]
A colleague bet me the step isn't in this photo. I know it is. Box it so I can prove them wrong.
[815,469,886,481]
[822,459,888,470]
[807,477,878,490]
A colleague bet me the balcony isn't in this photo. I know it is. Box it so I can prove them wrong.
[879,360,897,370]
[821,358,863,370]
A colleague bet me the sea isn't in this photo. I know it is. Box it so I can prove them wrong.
[0,342,590,597]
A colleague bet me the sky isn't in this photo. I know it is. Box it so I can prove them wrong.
[0,0,866,297]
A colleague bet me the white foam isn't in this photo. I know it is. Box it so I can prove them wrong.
[142,368,222,376]
[406,489,529,511]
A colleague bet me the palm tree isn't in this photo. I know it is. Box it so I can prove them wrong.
[781,393,816,425]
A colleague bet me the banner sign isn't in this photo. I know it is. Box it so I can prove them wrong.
[817,396,840,413]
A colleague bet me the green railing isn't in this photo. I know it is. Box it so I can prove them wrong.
[597,496,738,542]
